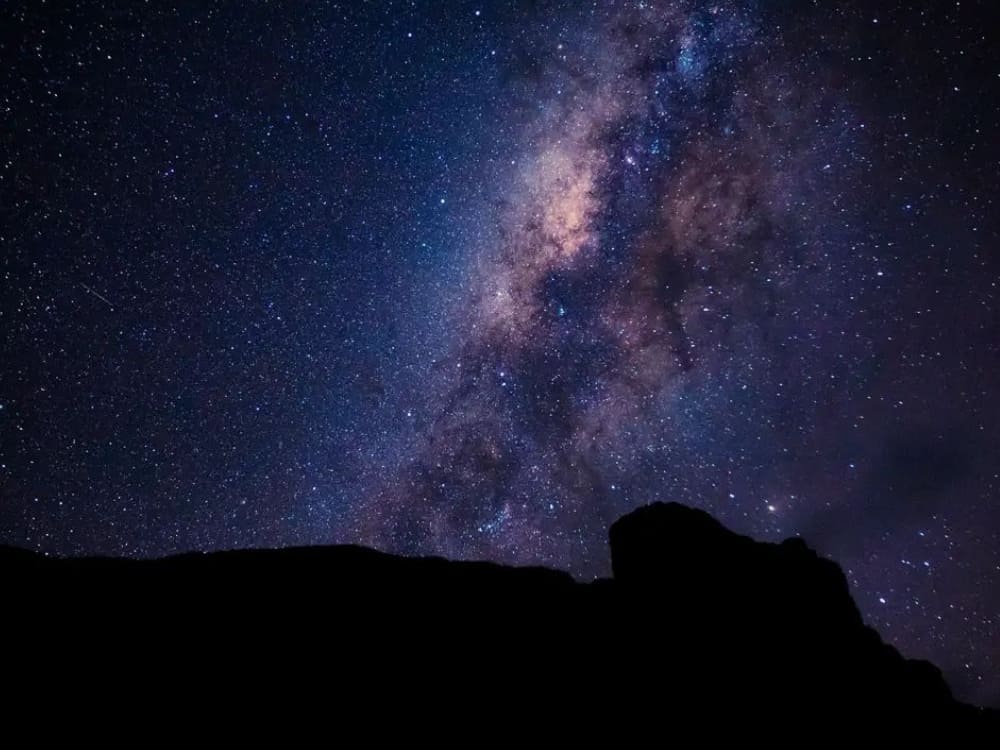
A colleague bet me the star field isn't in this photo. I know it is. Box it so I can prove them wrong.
[1,1,998,705]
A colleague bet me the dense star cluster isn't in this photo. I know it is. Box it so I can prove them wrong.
[1,1,997,704]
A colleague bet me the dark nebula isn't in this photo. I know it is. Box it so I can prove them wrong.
[1,1,998,704]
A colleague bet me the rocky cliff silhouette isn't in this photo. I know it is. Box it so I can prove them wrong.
[3,502,997,731]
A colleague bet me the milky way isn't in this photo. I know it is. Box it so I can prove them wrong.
[1,1,998,704]
[359,2,865,564]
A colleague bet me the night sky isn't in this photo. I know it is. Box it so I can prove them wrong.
[2,1,998,704]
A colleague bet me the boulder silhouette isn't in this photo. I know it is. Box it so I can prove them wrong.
[1,501,996,733]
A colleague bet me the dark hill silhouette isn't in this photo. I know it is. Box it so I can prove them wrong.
[2,502,997,732]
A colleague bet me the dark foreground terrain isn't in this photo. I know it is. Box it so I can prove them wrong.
[3,502,997,734]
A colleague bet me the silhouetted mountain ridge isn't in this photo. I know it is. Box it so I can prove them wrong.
[3,501,997,731]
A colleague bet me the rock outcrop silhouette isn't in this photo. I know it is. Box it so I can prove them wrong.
[3,502,996,732]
